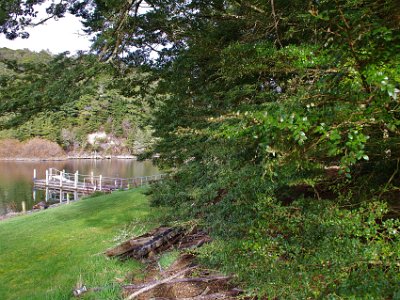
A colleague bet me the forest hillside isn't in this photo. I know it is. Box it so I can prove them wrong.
[0,48,155,156]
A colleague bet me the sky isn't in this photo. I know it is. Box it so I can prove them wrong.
[0,10,92,55]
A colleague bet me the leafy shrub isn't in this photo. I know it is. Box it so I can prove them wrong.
[198,199,400,299]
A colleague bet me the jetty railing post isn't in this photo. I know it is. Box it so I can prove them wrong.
[74,171,78,189]
[99,175,102,191]
[45,169,49,186]
[67,193,70,204]
[60,170,63,188]
[49,168,53,180]
[33,169,37,181]
[91,172,94,185]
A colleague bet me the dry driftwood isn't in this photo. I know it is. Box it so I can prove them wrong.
[106,227,184,259]
[182,289,243,300]
[177,231,212,250]
[123,275,232,291]
[124,266,197,300]
[150,288,243,300]
[32,201,49,210]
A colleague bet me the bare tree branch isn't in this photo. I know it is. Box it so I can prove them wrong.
[270,0,282,48]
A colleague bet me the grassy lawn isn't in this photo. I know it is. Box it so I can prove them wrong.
[0,188,163,300]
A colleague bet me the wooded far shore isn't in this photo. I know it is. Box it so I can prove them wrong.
[0,137,141,160]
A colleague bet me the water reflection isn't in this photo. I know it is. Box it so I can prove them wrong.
[0,159,159,215]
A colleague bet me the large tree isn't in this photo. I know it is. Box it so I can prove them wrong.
[2,0,400,298]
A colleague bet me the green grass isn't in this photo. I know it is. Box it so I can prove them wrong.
[158,250,180,270]
[0,188,164,300]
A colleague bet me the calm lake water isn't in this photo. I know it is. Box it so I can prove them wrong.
[0,159,159,216]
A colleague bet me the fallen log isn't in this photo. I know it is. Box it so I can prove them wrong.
[124,266,197,300]
[123,275,232,291]
[180,289,243,300]
[105,227,184,259]
[177,231,212,250]
[150,288,243,300]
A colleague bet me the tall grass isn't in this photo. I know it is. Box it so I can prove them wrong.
[0,188,164,299]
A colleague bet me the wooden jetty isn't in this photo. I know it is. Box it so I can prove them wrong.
[33,168,166,195]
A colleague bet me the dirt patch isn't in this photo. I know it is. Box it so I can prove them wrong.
[123,253,241,299]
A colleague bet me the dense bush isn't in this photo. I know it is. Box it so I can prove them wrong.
[196,199,400,298]
[149,0,400,298]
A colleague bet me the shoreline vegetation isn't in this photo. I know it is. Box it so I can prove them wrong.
[0,154,138,161]
[0,137,144,160]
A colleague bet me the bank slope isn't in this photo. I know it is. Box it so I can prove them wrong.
[0,189,163,300]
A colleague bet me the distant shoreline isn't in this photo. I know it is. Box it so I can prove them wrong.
[0,137,146,161]
[0,155,139,161]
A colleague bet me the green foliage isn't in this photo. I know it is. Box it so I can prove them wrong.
[199,199,400,299]
[2,0,400,298]
[149,0,400,298]
[158,250,180,270]
[0,47,52,76]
